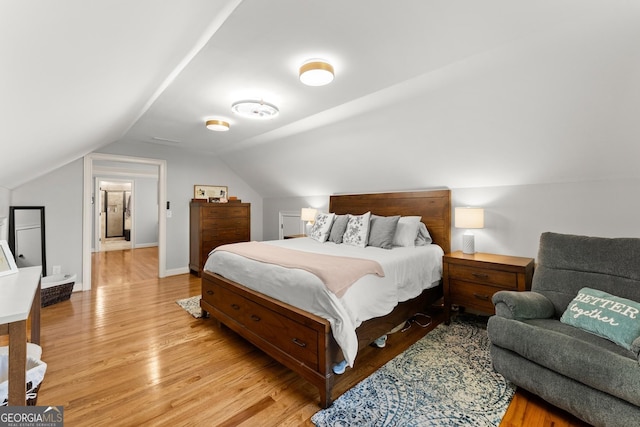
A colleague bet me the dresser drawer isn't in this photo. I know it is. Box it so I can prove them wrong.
[202,217,248,230]
[448,264,518,290]
[202,280,319,370]
[202,230,249,247]
[449,280,499,313]
[203,206,249,219]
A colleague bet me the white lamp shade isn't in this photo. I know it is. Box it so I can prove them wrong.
[301,208,317,222]
[455,207,485,229]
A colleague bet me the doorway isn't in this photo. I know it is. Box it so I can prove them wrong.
[83,153,167,291]
[98,180,133,252]
[278,211,304,239]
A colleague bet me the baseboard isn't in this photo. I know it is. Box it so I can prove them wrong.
[134,242,159,249]
[165,266,190,276]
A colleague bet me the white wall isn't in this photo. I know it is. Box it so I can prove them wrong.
[134,177,159,246]
[452,179,640,259]
[96,140,264,271]
[8,139,263,285]
[11,159,84,278]
[263,178,639,260]
[0,186,11,241]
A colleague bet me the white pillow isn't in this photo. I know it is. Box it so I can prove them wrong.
[308,212,335,242]
[392,216,422,247]
[342,212,371,247]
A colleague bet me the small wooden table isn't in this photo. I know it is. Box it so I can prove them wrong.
[0,266,42,405]
[443,251,534,323]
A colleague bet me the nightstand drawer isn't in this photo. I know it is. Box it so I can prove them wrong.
[443,251,535,322]
[449,280,499,313]
[448,264,517,289]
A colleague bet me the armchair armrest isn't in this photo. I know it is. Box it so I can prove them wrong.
[492,290,555,320]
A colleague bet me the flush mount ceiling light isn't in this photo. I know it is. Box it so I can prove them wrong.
[205,119,230,132]
[231,100,279,119]
[299,59,334,86]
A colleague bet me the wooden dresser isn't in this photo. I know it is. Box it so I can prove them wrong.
[189,202,251,276]
[443,251,534,323]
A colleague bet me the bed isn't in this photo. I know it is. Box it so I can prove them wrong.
[200,189,451,407]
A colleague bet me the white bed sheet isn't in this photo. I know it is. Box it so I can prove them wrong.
[204,237,443,367]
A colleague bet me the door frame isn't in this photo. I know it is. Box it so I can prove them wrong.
[278,211,303,239]
[83,153,166,290]
[96,178,134,252]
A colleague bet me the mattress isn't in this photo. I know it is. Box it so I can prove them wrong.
[204,237,443,366]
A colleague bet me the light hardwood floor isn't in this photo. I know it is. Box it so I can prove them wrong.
[27,247,589,426]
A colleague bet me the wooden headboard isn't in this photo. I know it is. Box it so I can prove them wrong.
[329,189,451,254]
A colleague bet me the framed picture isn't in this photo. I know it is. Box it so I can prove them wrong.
[193,185,228,203]
[0,240,19,277]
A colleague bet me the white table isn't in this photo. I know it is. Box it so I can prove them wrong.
[0,266,42,405]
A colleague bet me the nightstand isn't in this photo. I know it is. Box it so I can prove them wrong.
[443,251,534,323]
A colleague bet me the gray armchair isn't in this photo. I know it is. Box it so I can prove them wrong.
[487,232,640,427]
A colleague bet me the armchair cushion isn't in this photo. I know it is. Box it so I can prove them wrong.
[492,290,555,320]
[633,336,640,361]
[488,316,640,407]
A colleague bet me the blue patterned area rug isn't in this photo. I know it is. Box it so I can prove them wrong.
[311,316,515,427]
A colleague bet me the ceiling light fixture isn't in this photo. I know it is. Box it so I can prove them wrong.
[231,100,279,119]
[299,59,334,86]
[205,119,230,132]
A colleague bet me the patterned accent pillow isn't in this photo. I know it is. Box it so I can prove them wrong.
[560,287,640,351]
[309,212,335,242]
[343,212,371,248]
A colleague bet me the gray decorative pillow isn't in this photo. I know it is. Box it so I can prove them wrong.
[368,215,400,249]
[415,222,433,246]
[309,212,335,242]
[343,212,371,247]
[328,214,349,243]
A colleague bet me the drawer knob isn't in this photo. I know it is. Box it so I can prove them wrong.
[292,338,307,348]
[206,290,214,295]
[473,293,490,301]
[250,314,261,322]
[472,273,489,279]
[231,303,240,310]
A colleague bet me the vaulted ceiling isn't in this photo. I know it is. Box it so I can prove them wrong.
[3,1,639,196]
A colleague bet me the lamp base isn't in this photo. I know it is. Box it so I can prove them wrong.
[462,233,475,254]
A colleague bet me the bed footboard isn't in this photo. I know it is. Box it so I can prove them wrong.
[200,271,340,407]
[200,271,443,407]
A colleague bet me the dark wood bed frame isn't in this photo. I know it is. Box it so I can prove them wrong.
[200,189,451,407]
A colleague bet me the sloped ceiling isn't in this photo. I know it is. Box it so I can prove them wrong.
[3,1,639,197]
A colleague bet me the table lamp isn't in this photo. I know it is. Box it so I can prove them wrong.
[300,208,317,235]
[454,207,484,254]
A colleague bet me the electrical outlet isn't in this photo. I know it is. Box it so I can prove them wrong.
[53,265,62,275]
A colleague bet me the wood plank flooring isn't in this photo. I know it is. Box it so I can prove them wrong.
[26,247,590,426]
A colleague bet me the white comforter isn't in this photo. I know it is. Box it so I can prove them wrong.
[204,238,443,367]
